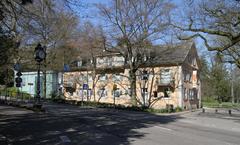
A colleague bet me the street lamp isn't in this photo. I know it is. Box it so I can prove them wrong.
[34,43,46,108]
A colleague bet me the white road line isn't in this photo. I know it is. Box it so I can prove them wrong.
[60,135,71,143]
[154,126,173,131]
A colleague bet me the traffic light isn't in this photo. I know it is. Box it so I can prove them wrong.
[113,84,117,91]
[15,71,22,87]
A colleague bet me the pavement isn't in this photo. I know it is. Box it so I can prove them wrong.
[0,102,240,145]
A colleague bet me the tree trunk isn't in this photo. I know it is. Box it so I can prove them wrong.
[231,63,234,104]
[129,69,137,106]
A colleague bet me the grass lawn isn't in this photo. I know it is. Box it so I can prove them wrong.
[202,101,240,108]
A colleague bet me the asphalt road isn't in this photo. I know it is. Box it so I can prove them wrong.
[0,103,240,145]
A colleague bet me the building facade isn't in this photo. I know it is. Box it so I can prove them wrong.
[63,42,201,109]
[14,71,62,98]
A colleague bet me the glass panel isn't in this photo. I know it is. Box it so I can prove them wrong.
[99,74,107,81]
[160,69,171,84]
[112,74,122,81]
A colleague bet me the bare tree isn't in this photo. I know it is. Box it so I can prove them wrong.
[78,22,106,102]
[18,0,79,98]
[97,0,174,106]
[172,0,240,68]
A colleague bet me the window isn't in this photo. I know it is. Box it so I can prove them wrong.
[160,69,171,84]
[163,88,170,98]
[141,70,148,80]
[114,56,124,62]
[97,88,107,97]
[184,88,188,100]
[192,71,197,85]
[113,56,124,66]
[153,91,158,98]
[112,74,122,82]
[82,75,88,82]
[65,87,75,95]
[194,89,199,99]
[97,57,108,65]
[113,88,122,97]
[125,88,132,96]
[87,89,92,96]
[65,77,75,87]
[189,73,192,82]
[107,57,112,66]
[80,74,93,82]
[189,89,193,100]
[141,88,148,98]
[77,60,82,67]
[99,74,107,81]
[189,89,198,100]
[97,58,104,65]
[87,74,93,82]
[185,73,190,82]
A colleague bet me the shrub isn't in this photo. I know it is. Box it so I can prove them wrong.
[0,87,32,99]
[5,87,18,97]
[52,99,184,113]
[175,106,182,112]
[21,92,32,99]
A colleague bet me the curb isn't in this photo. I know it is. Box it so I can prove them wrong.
[154,109,202,116]
[0,101,46,113]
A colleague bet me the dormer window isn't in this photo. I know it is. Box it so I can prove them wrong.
[77,60,82,67]
[99,74,107,81]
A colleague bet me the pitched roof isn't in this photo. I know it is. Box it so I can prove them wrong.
[69,41,195,71]
[145,41,193,66]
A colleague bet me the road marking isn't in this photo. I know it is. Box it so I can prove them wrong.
[154,126,172,131]
[60,135,71,143]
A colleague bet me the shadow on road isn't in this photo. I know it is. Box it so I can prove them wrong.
[0,103,183,145]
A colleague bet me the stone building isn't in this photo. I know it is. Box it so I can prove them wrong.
[63,42,201,109]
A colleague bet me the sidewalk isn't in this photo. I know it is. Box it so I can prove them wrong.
[0,104,33,116]
[179,109,240,133]
[0,96,45,112]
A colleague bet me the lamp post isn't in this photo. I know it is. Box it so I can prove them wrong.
[34,43,46,108]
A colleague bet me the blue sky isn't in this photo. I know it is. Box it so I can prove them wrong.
[77,0,207,56]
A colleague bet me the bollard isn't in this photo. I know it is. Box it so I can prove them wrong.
[215,109,218,113]
[202,108,205,113]
[228,109,232,115]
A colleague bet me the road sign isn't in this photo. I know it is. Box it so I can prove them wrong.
[63,64,70,72]
[16,71,22,76]
[15,77,22,83]
[83,84,88,90]
[14,63,21,71]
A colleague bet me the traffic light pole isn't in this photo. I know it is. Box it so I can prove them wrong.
[34,62,42,109]
[34,43,46,109]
